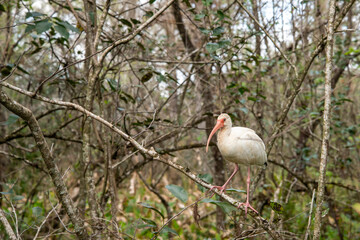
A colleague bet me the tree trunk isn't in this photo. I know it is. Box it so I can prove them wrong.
[313,0,336,239]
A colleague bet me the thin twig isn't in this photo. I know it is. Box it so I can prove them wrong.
[33,204,59,239]
[49,200,74,234]
[304,189,316,240]
[0,46,32,83]
[150,195,207,240]
[235,0,298,78]
[0,209,17,240]
[65,0,86,31]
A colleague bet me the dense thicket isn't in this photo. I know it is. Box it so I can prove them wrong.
[0,0,359,239]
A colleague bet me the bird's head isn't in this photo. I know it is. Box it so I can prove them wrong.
[206,113,232,152]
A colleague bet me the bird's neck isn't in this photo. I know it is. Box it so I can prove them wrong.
[218,126,231,142]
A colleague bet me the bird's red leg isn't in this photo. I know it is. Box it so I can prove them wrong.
[209,164,238,195]
[238,166,258,217]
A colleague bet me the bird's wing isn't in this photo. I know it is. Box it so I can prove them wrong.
[231,127,264,147]
[229,127,267,165]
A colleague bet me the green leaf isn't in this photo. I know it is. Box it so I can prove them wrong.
[136,223,154,229]
[226,188,246,193]
[210,53,222,61]
[141,218,157,228]
[0,114,20,126]
[227,82,237,89]
[60,21,80,33]
[119,91,135,103]
[198,173,213,184]
[218,39,231,48]
[137,218,157,229]
[120,18,132,28]
[0,64,12,76]
[257,93,266,99]
[195,13,205,20]
[35,20,52,34]
[131,18,141,25]
[241,64,252,72]
[161,226,179,236]
[231,61,241,70]
[25,11,45,19]
[150,0,157,3]
[244,47,253,53]
[0,4,6,12]
[269,201,284,214]
[30,48,42,55]
[212,26,225,36]
[183,0,191,7]
[206,43,219,53]
[54,25,69,39]
[202,0,213,6]
[16,65,30,75]
[145,11,154,18]
[250,55,259,65]
[0,191,12,195]
[239,107,248,114]
[216,10,226,21]
[238,86,250,94]
[141,72,153,82]
[248,96,258,102]
[137,42,145,50]
[138,202,165,219]
[202,199,237,213]
[156,73,166,82]
[165,184,188,203]
[25,24,36,33]
[12,195,25,201]
[199,27,211,35]
[32,207,43,218]
[106,78,119,91]
[344,47,360,56]
[197,173,213,192]
[322,208,329,217]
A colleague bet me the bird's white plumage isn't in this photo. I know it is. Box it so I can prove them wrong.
[217,126,267,166]
[205,113,266,216]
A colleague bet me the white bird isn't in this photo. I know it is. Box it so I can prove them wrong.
[206,113,267,216]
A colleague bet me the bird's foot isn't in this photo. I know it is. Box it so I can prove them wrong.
[238,201,258,218]
[208,185,227,197]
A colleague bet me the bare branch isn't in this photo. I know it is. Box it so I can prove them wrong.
[0,209,17,240]
[304,189,316,240]
[236,0,298,78]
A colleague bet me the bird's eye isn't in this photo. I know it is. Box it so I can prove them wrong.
[223,118,226,122]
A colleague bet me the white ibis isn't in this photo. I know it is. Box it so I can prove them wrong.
[206,113,267,216]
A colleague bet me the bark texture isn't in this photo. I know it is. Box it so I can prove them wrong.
[0,209,17,240]
[313,0,336,239]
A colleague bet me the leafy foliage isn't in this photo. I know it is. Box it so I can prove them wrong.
[0,0,359,239]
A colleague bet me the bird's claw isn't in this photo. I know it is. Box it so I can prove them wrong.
[207,185,227,198]
[209,185,226,194]
[238,201,258,218]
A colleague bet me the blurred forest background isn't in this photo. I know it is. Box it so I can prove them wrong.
[0,0,359,239]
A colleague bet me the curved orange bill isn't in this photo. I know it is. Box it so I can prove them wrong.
[206,120,224,152]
